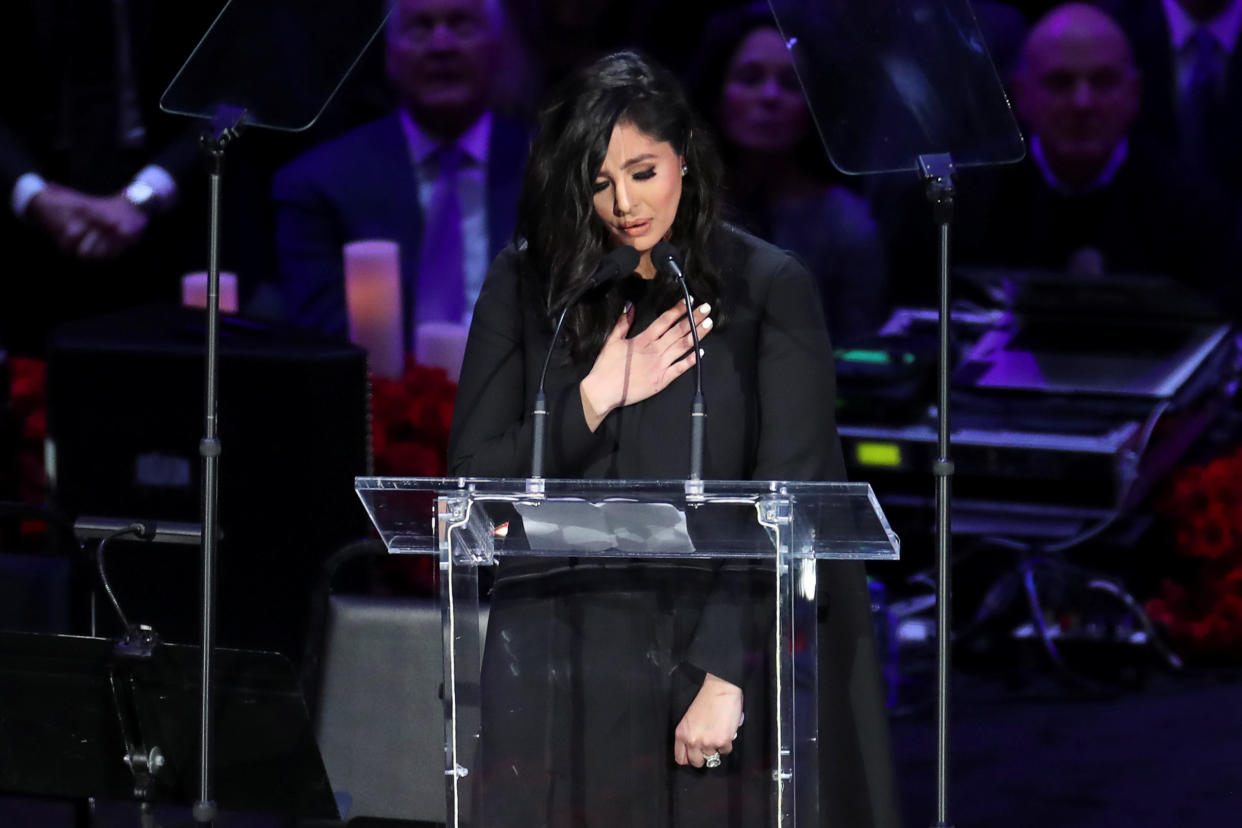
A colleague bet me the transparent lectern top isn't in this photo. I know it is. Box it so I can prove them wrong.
[768,0,1025,174]
[161,0,391,132]
[355,477,900,562]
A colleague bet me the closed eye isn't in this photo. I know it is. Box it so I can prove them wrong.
[593,179,610,193]
[633,168,656,181]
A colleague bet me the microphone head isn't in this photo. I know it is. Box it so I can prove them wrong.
[650,241,682,276]
[603,245,641,281]
[563,246,641,309]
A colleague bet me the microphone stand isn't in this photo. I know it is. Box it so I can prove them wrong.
[671,268,705,493]
[651,244,705,495]
[528,305,573,493]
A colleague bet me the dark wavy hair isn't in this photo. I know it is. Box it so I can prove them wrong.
[515,50,725,360]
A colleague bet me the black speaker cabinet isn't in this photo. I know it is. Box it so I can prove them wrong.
[46,305,370,663]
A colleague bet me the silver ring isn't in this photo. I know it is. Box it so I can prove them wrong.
[703,751,722,769]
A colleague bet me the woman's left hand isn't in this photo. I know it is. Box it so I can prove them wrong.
[674,672,743,767]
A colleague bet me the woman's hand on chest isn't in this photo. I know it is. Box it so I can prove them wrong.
[579,299,714,432]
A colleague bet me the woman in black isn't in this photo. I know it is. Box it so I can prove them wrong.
[448,51,897,827]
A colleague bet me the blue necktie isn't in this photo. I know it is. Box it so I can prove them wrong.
[416,144,466,324]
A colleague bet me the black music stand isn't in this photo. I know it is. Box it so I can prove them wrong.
[0,631,338,823]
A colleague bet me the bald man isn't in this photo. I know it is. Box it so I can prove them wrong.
[1012,3,1142,191]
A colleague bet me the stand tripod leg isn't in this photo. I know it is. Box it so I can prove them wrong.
[1020,557,1138,691]
[1020,559,1070,674]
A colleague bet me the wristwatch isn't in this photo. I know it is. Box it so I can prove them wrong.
[123,180,160,214]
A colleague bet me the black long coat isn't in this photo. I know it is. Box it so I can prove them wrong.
[448,225,900,827]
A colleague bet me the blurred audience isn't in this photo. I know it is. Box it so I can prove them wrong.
[689,3,890,344]
[274,0,528,343]
[504,0,662,93]
[975,1,1035,81]
[5,0,1237,358]
[885,3,1234,309]
[976,3,1231,280]
[1101,0,1242,206]
[0,0,222,356]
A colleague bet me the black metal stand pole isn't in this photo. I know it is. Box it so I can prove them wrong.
[919,152,956,828]
[193,107,245,828]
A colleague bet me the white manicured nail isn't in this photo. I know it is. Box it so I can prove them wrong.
[701,317,713,330]
[697,303,711,315]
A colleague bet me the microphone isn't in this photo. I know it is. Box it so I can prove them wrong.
[561,245,641,308]
[650,241,705,490]
[530,245,641,486]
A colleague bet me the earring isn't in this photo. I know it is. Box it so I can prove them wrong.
[681,164,688,177]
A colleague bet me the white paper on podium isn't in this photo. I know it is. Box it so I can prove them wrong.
[514,500,695,554]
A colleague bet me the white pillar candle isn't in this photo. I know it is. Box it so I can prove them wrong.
[181,271,238,313]
[344,240,404,379]
[415,321,469,383]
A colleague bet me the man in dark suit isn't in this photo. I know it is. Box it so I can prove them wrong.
[0,0,219,355]
[1101,0,1242,204]
[275,0,528,344]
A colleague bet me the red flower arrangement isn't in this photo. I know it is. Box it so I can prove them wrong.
[2,357,50,544]
[366,357,459,595]
[11,358,47,488]
[1145,443,1242,661]
[370,356,458,477]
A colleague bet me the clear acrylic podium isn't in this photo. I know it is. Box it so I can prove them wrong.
[355,477,899,827]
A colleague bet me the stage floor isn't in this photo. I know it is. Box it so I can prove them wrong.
[2,664,1238,828]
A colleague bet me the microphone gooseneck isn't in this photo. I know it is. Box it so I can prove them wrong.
[530,245,641,483]
[650,241,705,485]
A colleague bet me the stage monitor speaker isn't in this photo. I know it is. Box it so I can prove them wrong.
[314,595,490,823]
[46,305,370,663]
